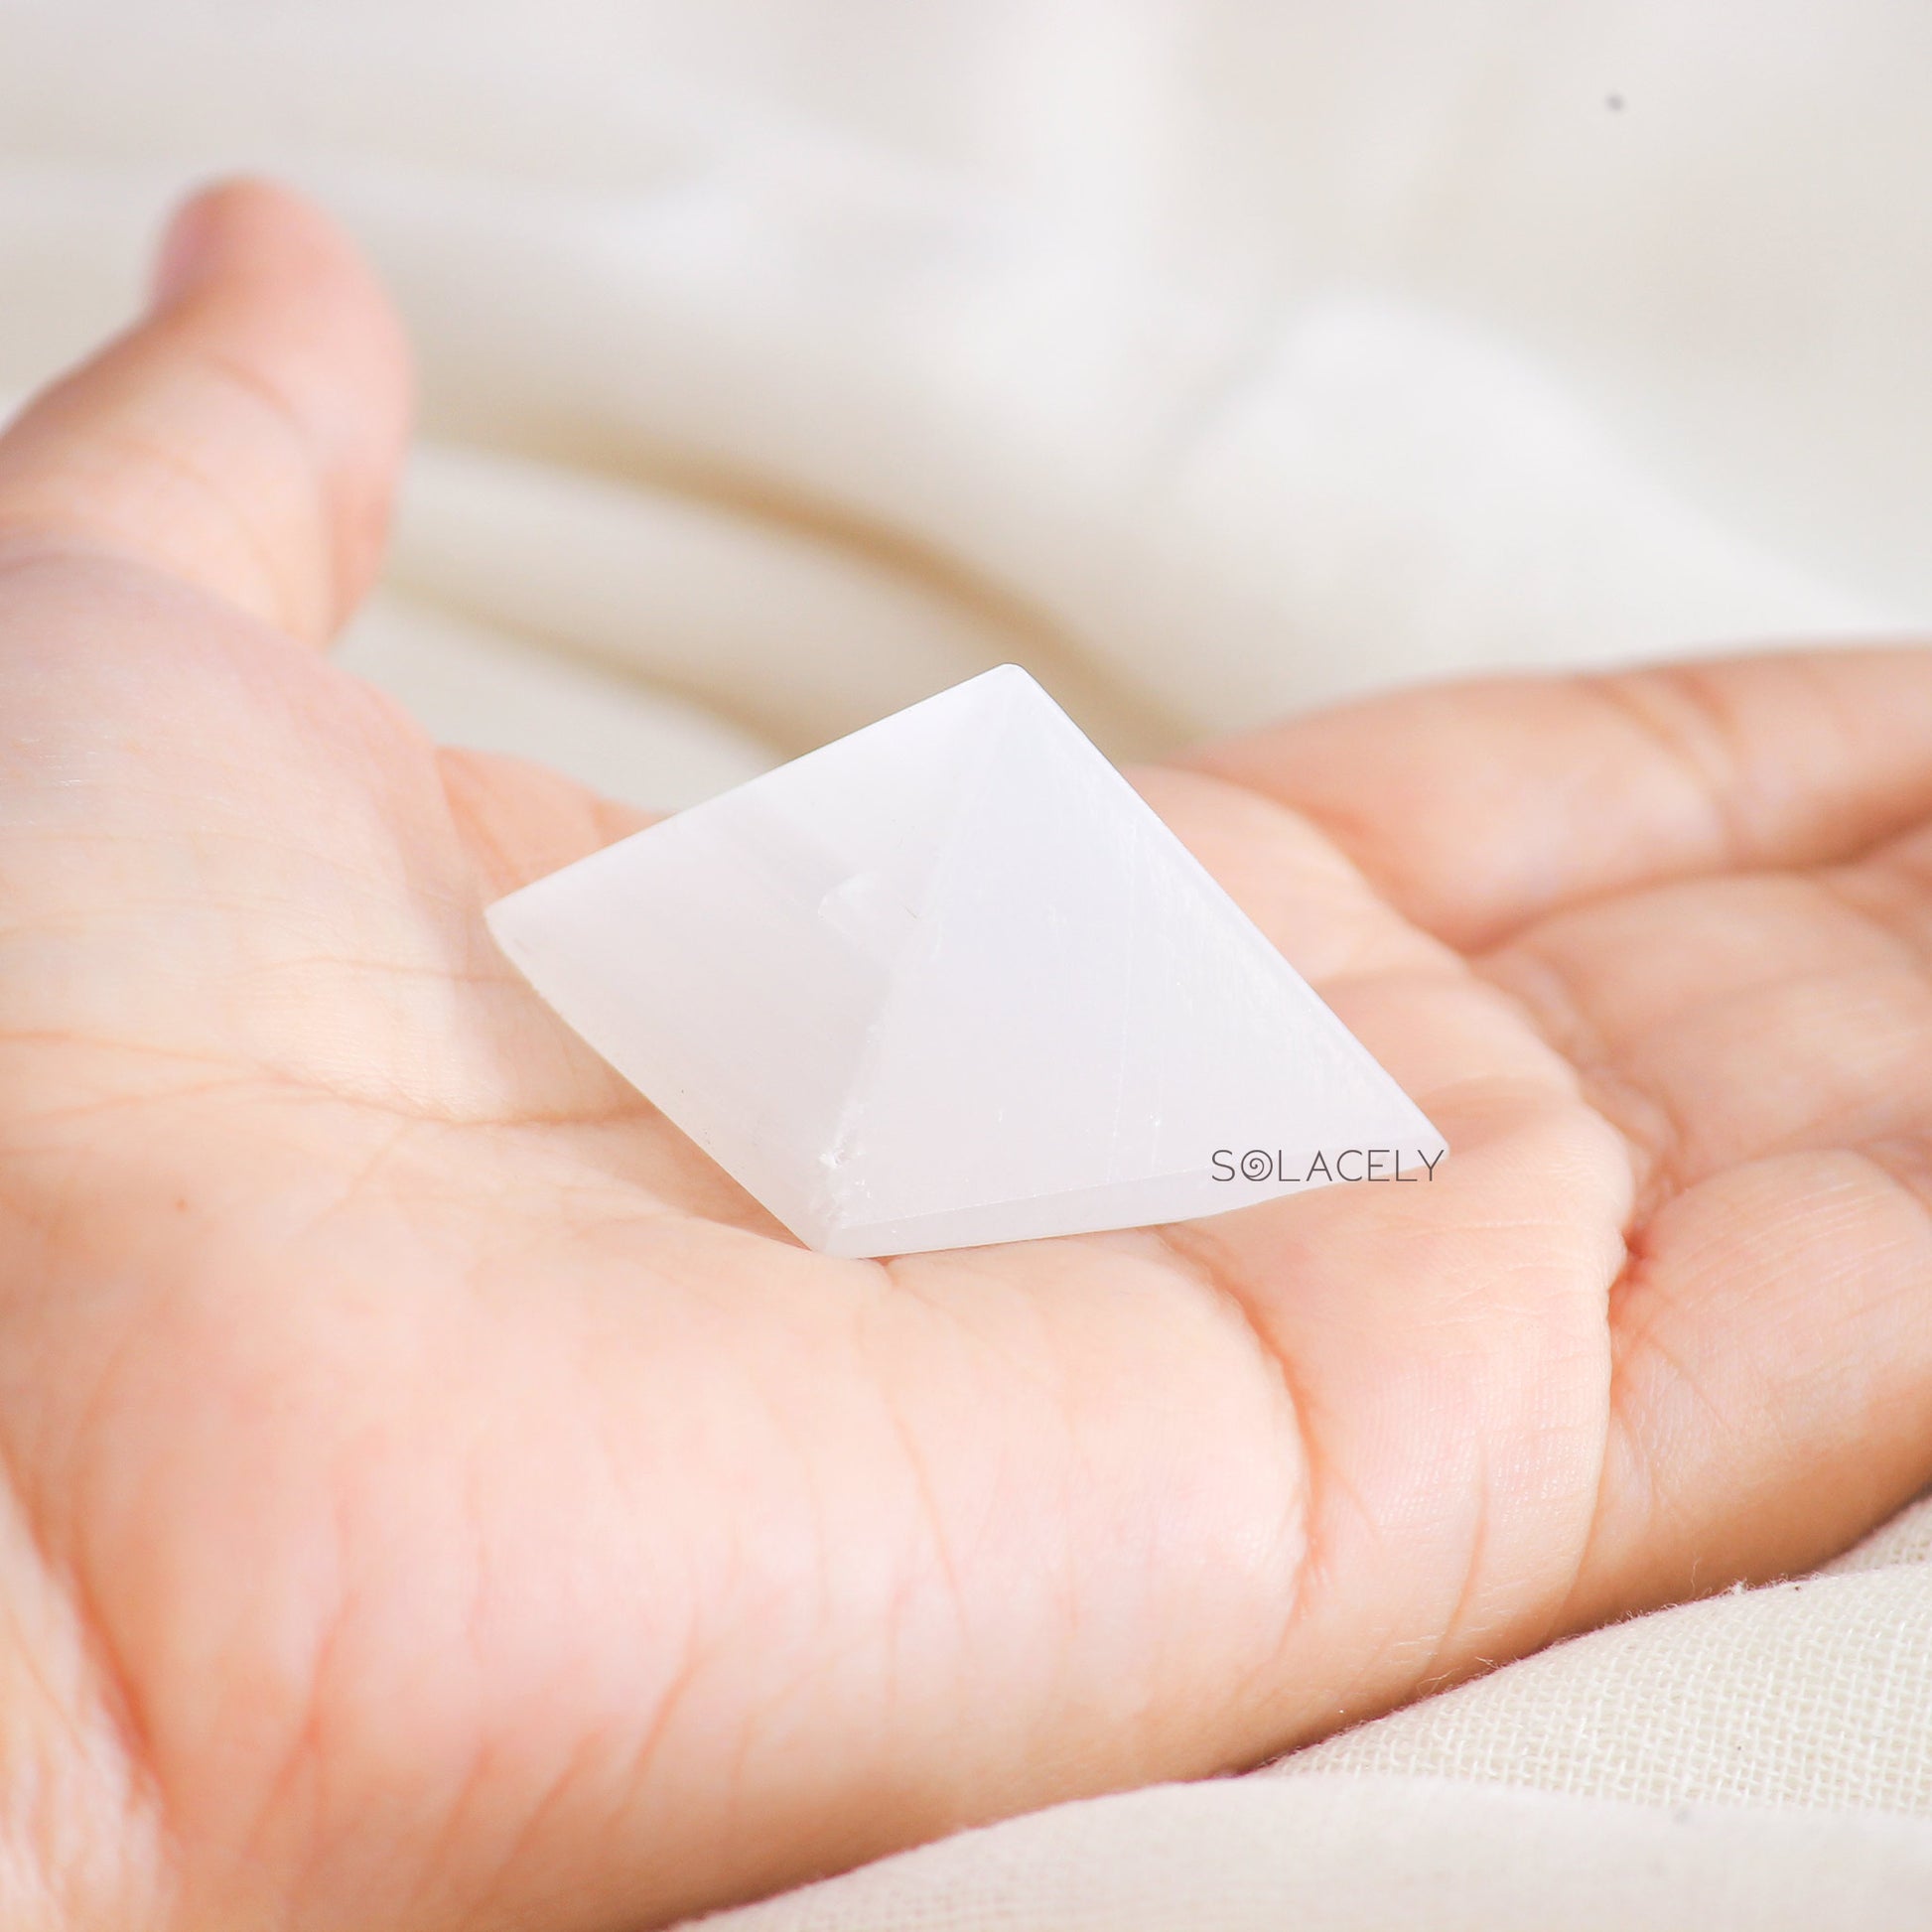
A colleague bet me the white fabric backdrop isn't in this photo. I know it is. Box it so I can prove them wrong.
[4,2,1932,1924]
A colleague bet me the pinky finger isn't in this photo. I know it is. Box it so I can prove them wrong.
[1565,1146,1932,1628]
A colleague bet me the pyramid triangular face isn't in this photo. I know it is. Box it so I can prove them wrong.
[487,666,1445,1258]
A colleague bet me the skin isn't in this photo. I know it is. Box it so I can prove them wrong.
[0,179,1930,1931]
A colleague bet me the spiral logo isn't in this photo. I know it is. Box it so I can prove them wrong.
[1240,1149,1273,1181]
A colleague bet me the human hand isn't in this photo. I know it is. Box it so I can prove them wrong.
[4,181,1931,1931]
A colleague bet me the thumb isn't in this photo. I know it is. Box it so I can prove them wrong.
[0,177,413,645]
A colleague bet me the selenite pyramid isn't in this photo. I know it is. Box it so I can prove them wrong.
[486,665,1446,1257]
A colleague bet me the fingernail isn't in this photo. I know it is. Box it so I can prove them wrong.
[150,191,219,310]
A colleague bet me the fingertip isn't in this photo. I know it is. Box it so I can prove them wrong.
[0,176,414,641]
[148,177,418,622]
[151,176,381,306]
[148,175,415,436]
[147,179,238,312]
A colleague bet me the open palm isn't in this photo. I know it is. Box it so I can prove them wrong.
[4,183,1932,1932]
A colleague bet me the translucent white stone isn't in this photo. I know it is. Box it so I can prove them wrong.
[486,665,1446,1257]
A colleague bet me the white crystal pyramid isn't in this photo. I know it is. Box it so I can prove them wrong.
[486,666,1446,1257]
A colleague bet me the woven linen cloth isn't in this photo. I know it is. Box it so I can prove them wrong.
[687,1782,1932,1932]
[6,4,1932,1925]
[1280,1505,1932,1814]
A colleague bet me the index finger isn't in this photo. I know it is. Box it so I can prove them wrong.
[1185,646,1932,950]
